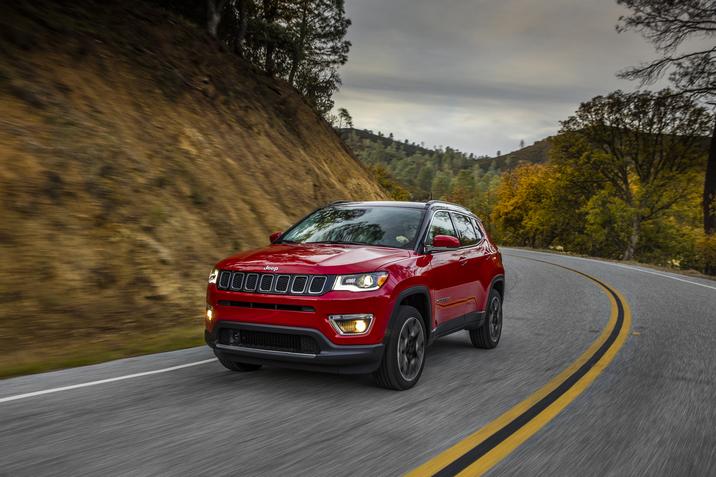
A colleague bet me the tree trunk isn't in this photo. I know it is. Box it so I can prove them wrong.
[705,119,716,235]
[263,0,277,76]
[234,0,248,56]
[623,214,640,261]
[288,0,309,86]
[207,0,226,38]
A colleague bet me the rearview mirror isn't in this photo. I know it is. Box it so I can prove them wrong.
[429,235,460,250]
[269,231,283,243]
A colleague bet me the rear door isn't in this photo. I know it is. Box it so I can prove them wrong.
[423,210,472,329]
[451,213,488,313]
[472,218,497,311]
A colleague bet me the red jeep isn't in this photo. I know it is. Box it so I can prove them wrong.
[205,201,505,390]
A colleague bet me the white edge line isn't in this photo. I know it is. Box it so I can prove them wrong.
[504,248,716,291]
[0,358,216,404]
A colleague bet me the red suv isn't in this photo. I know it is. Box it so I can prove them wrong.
[205,201,505,389]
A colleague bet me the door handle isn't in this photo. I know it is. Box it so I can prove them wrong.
[458,255,468,266]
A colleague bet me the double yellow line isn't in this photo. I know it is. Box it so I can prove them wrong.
[407,258,632,476]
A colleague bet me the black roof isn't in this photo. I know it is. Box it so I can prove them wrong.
[328,200,473,215]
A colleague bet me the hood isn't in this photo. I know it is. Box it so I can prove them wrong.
[216,243,412,275]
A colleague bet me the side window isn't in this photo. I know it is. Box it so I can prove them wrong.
[452,213,479,246]
[426,211,458,245]
[471,218,484,241]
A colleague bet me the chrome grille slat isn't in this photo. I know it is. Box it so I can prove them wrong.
[274,275,291,293]
[259,274,275,292]
[244,273,259,291]
[291,275,308,294]
[230,272,245,291]
[218,271,232,289]
[308,276,326,294]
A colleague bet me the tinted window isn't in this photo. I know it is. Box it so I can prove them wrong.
[426,211,458,245]
[471,218,484,241]
[280,206,424,249]
[452,214,478,246]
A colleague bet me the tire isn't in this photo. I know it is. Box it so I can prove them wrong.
[214,350,262,372]
[373,305,426,390]
[470,288,503,349]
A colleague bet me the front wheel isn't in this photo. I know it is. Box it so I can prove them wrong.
[373,305,426,390]
[470,288,503,349]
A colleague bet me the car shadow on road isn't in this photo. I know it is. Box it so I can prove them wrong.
[192,332,494,393]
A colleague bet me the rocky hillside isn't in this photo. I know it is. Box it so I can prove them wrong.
[0,1,385,376]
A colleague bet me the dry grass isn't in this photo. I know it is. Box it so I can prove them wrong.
[0,1,385,377]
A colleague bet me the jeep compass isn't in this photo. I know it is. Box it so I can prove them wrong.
[205,200,505,390]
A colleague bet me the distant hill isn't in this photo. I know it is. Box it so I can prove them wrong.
[0,0,386,376]
[339,128,436,158]
[341,127,551,172]
[477,138,552,170]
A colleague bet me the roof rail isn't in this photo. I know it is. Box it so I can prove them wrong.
[425,200,472,212]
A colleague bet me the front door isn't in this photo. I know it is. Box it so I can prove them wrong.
[423,210,472,330]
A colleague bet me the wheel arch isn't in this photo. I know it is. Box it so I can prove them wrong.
[384,286,432,344]
[490,274,505,299]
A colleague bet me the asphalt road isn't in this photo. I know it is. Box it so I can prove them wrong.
[1,249,715,476]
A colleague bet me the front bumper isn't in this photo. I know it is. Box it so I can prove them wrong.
[206,321,384,374]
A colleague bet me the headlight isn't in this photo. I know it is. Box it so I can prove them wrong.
[333,272,389,292]
[208,268,219,284]
[329,314,373,335]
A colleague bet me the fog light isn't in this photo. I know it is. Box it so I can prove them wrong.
[329,314,373,335]
[206,305,214,322]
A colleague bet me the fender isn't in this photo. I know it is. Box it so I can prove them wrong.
[488,273,505,299]
[383,285,432,344]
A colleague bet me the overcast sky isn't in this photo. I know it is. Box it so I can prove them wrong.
[333,0,669,157]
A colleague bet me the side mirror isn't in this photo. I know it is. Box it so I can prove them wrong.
[429,235,460,250]
[269,231,283,243]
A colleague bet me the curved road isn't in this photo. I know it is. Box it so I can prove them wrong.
[1,249,715,476]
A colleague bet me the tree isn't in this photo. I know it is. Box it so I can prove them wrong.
[416,165,434,198]
[520,139,525,149]
[431,172,452,199]
[617,0,716,241]
[559,89,711,260]
[336,107,353,128]
[231,0,251,56]
[282,0,351,114]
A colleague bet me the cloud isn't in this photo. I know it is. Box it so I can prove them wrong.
[334,0,670,156]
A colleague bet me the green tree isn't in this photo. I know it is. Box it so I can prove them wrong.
[416,165,434,199]
[559,89,711,260]
[283,0,351,114]
[431,172,452,199]
[337,107,353,128]
[448,170,475,206]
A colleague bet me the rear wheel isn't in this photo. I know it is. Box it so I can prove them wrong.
[470,288,502,349]
[373,305,426,390]
[214,351,262,372]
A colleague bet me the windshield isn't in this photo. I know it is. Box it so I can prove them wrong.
[280,206,425,249]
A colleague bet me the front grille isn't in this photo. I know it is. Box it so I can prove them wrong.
[217,271,333,296]
[219,328,320,354]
